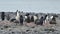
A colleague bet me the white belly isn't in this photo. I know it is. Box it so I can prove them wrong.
[34,16,37,21]
[16,16,20,20]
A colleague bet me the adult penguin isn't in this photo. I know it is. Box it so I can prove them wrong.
[31,15,34,22]
[27,16,31,23]
[39,16,44,25]
[43,15,48,21]
[50,16,56,24]
[34,15,38,22]
[44,15,50,25]
[25,13,31,23]
[20,15,23,25]
[15,11,20,21]
[50,15,56,21]
[24,16,27,21]
[1,12,5,21]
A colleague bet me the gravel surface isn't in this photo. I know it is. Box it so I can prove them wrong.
[0,18,60,34]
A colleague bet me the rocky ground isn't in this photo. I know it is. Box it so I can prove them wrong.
[0,18,60,34]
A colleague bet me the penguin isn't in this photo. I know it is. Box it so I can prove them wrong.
[34,15,38,22]
[39,16,44,25]
[24,16,27,22]
[1,12,5,21]
[27,16,31,23]
[43,15,48,21]
[20,15,23,25]
[15,11,20,21]
[31,16,34,22]
[50,16,56,24]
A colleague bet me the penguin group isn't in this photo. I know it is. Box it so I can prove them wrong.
[0,11,57,26]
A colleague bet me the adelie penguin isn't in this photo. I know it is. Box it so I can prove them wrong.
[26,16,31,23]
[25,13,31,23]
[39,16,44,25]
[19,15,23,25]
[1,12,5,21]
[31,16,34,22]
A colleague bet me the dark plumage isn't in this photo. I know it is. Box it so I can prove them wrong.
[43,15,47,21]
[26,16,31,23]
[39,16,44,25]
[1,12,5,21]
[20,15,23,25]
[31,16,34,22]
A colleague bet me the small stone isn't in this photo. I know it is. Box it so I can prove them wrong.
[1,28,3,30]
[4,25,9,28]
[22,32,26,34]
[12,32,15,34]
[44,28,56,32]
[9,29,11,31]
[34,30,37,32]
[31,26,35,28]
[26,30,30,32]
[9,33,11,34]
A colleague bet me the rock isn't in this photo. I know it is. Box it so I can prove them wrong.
[9,33,11,34]
[12,32,15,34]
[1,28,3,30]
[9,29,12,31]
[26,23,36,28]
[44,28,57,32]
[4,25,9,28]
[26,30,31,32]
[22,32,26,34]
[50,21,56,24]
[31,26,35,28]
[16,32,21,34]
